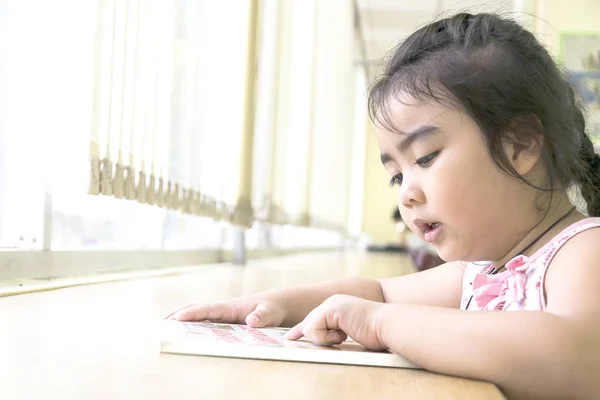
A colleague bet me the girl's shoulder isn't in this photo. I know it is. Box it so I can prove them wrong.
[467,217,600,273]
[540,217,600,311]
[537,217,600,256]
[520,217,600,274]
[461,217,600,311]
[534,216,600,272]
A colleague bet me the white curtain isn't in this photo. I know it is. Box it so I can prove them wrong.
[263,0,358,232]
[0,0,362,251]
[307,0,356,232]
[251,0,280,222]
[89,0,253,223]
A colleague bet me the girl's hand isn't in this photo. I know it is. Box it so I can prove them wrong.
[165,296,287,328]
[284,294,388,351]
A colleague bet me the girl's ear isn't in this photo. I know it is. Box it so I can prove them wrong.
[502,114,544,176]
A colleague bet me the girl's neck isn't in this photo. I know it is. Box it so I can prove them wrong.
[491,194,584,269]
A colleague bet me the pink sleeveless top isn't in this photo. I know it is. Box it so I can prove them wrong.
[460,218,600,311]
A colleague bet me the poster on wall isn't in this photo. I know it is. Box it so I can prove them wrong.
[561,32,600,148]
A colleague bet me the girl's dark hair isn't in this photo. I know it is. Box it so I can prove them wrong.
[368,13,600,217]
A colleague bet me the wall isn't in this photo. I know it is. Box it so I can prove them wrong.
[533,0,600,146]
[361,123,399,243]
[534,0,600,57]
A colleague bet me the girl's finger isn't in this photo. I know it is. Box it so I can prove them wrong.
[320,329,347,346]
[246,303,277,328]
[172,302,234,322]
[165,302,198,319]
[284,323,305,340]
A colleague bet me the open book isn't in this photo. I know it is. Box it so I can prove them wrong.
[160,320,420,369]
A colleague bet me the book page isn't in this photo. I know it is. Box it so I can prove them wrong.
[161,321,420,369]
[164,321,377,352]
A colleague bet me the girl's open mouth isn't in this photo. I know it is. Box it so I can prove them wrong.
[413,220,443,243]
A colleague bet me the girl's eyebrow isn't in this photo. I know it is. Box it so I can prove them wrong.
[397,125,441,152]
[380,125,441,165]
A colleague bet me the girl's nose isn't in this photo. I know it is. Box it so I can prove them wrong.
[398,178,425,208]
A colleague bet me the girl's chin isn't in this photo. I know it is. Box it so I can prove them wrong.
[433,245,462,263]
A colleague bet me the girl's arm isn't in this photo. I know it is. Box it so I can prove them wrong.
[167,276,386,325]
[377,305,597,400]
[377,230,600,400]
[379,260,465,307]
[267,260,464,326]
[264,277,385,326]
[286,230,600,399]
[168,260,464,326]
[276,259,466,325]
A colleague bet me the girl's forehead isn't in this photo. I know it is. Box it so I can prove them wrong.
[375,97,464,136]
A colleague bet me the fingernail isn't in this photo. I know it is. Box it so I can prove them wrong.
[248,315,259,324]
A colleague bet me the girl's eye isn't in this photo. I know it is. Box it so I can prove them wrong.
[389,151,439,186]
[416,151,439,167]
[389,173,403,187]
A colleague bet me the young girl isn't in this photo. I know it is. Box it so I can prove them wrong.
[167,13,600,400]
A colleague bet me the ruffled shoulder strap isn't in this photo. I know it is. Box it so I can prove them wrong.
[536,217,600,308]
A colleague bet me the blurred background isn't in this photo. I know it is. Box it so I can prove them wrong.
[0,0,599,281]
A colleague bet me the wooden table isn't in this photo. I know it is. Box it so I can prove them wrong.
[0,252,505,400]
